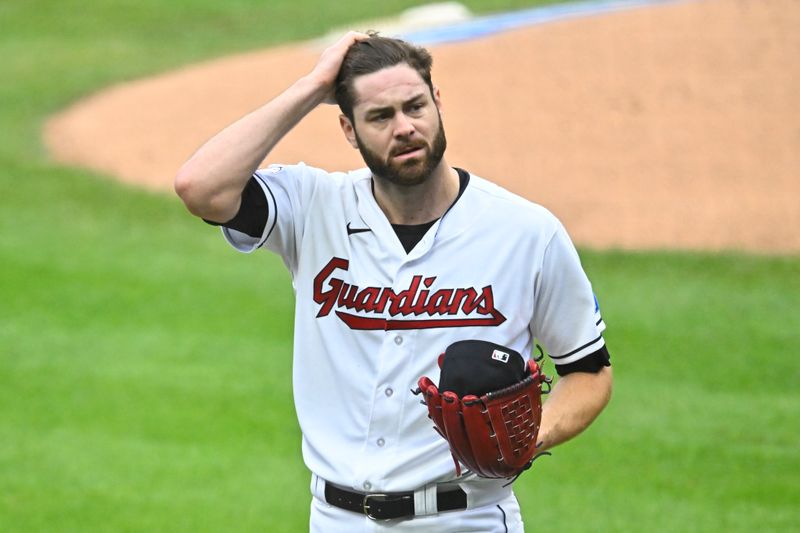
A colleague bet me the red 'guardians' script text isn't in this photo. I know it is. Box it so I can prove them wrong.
[313,257,506,330]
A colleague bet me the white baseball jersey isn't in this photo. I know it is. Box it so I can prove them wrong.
[219,162,605,493]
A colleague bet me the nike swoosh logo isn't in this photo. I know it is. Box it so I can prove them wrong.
[346,222,371,236]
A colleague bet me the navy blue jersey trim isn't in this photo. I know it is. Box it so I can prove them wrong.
[497,505,508,532]
[255,173,277,249]
[550,334,604,360]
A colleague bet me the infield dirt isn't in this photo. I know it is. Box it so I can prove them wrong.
[44,0,800,254]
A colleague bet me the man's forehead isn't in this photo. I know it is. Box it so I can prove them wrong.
[352,64,430,109]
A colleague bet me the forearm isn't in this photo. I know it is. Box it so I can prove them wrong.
[174,74,328,221]
[537,366,612,451]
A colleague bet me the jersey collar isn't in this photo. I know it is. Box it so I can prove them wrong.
[350,167,486,258]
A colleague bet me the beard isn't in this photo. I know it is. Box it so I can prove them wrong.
[355,117,447,187]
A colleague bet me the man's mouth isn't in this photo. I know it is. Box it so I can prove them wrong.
[392,145,425,159]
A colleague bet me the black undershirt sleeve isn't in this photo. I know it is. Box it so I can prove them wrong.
[203,176,268,238]
[556,345,611,376]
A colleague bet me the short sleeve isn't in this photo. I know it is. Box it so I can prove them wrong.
[219,163,317,274]
[531,222,606,367]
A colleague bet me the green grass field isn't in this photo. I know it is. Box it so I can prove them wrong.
[1,0,798,531]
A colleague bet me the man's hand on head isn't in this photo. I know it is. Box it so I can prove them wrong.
[309,31,371,105]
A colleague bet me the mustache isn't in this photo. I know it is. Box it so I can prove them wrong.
[390,142,427,156]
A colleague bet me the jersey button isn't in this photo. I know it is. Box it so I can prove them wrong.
[377,438,385,447]
[394,335,403,345]
[363,481,372,491]
[385,387,394,397]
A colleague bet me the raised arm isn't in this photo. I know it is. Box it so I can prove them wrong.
[174,31,369,222]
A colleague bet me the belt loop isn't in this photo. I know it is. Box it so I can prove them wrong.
[457,476,513,510]
[413,482,438,516]
[310,473,326,501]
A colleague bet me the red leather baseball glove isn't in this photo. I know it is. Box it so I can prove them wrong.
[416,340,551,479]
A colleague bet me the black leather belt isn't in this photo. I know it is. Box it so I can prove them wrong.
[324,482,468,521]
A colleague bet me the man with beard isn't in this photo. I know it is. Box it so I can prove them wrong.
[175,32,612,532]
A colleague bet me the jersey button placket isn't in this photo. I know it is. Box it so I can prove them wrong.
[356,329,408,485]
[378,384,394,450]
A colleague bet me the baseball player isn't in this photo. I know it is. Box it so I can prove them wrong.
[175,32,613,532]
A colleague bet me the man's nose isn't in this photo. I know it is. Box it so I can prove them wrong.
[393,113,415,137]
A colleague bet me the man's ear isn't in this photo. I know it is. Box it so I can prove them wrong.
[339,115,359,149]
[432,85,443,114]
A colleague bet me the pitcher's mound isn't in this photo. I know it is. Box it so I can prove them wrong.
[44,0,800,254]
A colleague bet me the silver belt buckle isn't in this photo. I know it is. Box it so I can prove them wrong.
[362,493,388,521]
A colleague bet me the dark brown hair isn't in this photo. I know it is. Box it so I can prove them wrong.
[335,33,434,122]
